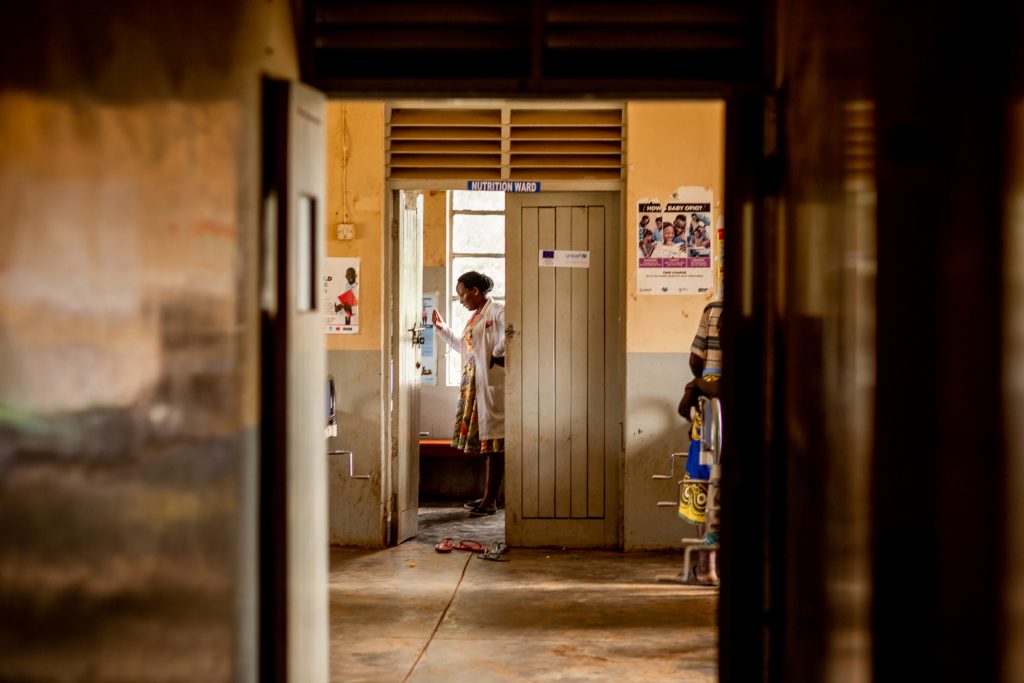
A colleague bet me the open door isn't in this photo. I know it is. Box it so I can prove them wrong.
[505,192,623,549]
[260,79,329,683]
[388,190,424,544]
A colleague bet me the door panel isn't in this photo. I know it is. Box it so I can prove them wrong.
[537,207,557,518]
[261,79,328,683]
[554,206,572,519]
[570,206,589,519]
[505,192,622,548]
[389,190,423,545]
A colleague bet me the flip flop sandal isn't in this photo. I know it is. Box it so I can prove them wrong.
[489,541,508,555]
[462,498,483,510]
[468,505,497,517]
[477,549,509,562]
[434,538,455,553]
[453,539,486,552]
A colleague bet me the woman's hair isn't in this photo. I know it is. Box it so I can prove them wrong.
[457,271,494,294]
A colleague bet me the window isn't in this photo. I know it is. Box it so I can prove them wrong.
[446,190,506,386]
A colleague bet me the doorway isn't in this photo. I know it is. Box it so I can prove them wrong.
[387,186,624,550]
[330,98,727,682]
[390,188,511,548]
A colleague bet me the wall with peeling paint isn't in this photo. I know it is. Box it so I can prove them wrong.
[0,1,299,679]
[324,102,388,545]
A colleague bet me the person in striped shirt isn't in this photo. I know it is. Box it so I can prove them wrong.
[676,299,723,584]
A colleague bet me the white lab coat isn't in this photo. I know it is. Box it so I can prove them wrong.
[435,298,506,440]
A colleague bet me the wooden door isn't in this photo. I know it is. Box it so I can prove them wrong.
[388,190,424,544]
[505,192,623,548]
[260,79,328,683]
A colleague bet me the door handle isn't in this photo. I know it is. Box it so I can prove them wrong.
[505,324,516,339]
[408,326,426,346]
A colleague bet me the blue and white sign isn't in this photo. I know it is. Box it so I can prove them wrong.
[539,249,590,268]
[420,294,438,385]
[467,180,541,192]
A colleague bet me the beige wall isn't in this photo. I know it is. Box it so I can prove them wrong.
[0,0,300,678]
[625,101,726,354]
[326,102,386,352]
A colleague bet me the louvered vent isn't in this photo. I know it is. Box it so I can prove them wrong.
[387,105,624,182]
[388,108,502,180]
[309,1,765,95]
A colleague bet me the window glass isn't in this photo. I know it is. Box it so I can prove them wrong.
[452,190,505,211]
[447,190,506,386]
[452,257,505,298]
[452,214,505,253]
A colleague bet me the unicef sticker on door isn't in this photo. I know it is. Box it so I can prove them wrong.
[539,250,590,268]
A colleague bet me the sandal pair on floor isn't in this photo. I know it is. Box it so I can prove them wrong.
[477,541,508,562]
[434,538,486,553]
[434,538,508,561]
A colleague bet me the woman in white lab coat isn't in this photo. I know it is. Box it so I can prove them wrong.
[432,271,506,516]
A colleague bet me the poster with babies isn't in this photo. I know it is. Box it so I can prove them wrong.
[324,257,360,334]
[636,186,714,295]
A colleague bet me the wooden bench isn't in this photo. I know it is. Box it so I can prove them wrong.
[418,439,488,499]
[419,438,482,458]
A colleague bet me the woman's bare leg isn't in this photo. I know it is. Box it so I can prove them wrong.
[479,453,505,508]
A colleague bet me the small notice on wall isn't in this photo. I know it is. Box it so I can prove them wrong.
[539,249,590,268]
[420,293,438,386]
[324,257,360,334]
[635,186,714,295]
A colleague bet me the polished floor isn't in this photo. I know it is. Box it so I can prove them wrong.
[329,506,718,682]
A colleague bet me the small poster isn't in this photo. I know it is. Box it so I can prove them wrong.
[324,257,360,334]
[636,186,715,295]
[420,293,438,386]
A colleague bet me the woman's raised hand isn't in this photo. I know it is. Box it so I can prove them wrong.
[431,308,443,326]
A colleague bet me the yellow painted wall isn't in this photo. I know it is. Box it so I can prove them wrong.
[423,190,447,268]
[625,101,726,354]
[325,101,386,352]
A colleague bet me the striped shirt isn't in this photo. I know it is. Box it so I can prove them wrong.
[690,301,723,372]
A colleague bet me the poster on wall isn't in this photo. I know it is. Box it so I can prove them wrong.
[420,293,438,386]
[636,186,715,295]
[716,225,725,297]
[324,257,360,334]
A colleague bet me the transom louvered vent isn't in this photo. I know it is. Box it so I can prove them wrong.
[386,105,624,182]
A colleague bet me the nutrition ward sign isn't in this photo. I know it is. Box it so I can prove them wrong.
[467,180,541,192]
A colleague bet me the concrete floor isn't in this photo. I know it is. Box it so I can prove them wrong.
[330,506,718,682]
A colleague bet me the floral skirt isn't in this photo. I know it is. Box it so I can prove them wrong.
[678,374,720,525]
[452,360,504,455]
[679,411,710,525]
